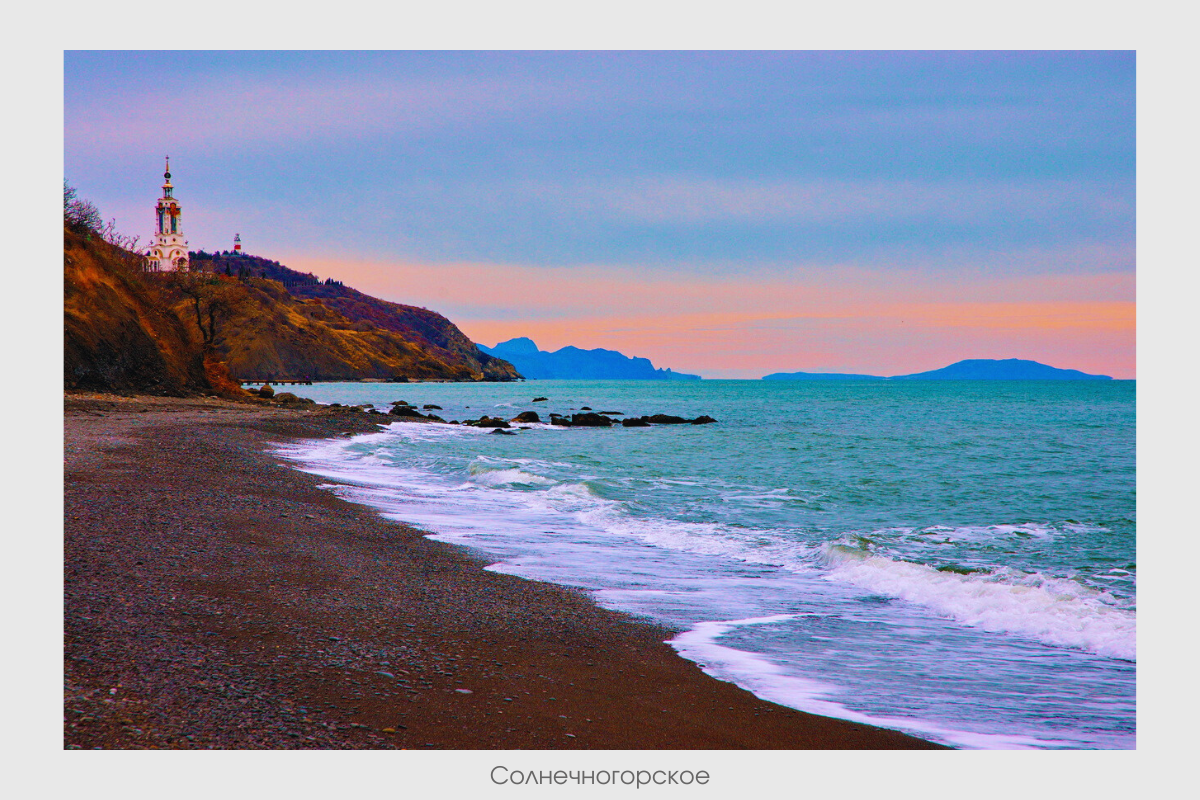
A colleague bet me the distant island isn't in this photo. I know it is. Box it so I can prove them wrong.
[479,337,701,380]
[763,359,1113,381]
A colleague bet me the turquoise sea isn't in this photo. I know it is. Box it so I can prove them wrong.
[278,379,1135,749]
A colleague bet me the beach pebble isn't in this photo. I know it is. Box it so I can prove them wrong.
[455,688,473,694]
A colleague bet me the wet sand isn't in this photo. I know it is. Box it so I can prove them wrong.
[63,393,944,750]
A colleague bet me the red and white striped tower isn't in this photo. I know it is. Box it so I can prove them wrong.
[233,233,242,253]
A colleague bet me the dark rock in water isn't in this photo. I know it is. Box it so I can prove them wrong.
[257,384,275,398]
[391,400,412,406]
[475,416,511,428]
[423,404,442,410]
[691,415,717,424]
[571,412,613,427]
[532,397,548,402]
[490,428,517,435]
[600,411,624,415]
[329,402,342,408]
[424,414,446,423]
[512,411,540,423]
[389,405,425,418]
[646,414,689,424]
[622,417,650,427]
[549,413,571,426]
[581,406,592,411]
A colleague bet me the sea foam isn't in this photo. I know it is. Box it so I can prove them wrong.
[817,540,1136,660]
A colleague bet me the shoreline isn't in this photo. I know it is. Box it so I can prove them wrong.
[64,392,943,750]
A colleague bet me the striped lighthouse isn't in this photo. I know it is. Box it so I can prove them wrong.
[234,233,242,253]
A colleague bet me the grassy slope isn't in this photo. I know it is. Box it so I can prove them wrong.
[199,253,520,381]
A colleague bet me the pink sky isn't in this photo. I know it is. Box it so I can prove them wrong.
[280,253,1134,379]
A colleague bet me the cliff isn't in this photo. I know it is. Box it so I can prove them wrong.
[170,252,520,382]
[478,337,700,380]
[63,226,212,395]
[64,226,519,392]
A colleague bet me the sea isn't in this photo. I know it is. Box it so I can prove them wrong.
[275,379,1135,749]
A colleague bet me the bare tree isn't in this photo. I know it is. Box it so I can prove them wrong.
[98,218,142,252]
[170,272,249,349]
[63,181,101,232]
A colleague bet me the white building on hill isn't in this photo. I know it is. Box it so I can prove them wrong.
[147,157,189,271]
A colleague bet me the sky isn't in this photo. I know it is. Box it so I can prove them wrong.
[64,50,1135,378]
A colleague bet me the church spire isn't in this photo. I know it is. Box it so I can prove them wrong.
[148,157,188,272]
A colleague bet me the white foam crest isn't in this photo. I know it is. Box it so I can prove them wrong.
[669,616,1067,750]
[593,513,820,573]
[382,421,489,441]
[818,542,1135,660]
[913,522,1071,542]
[468,467,557,488]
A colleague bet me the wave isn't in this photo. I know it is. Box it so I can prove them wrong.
[467,462,558,488]
[669,616,1072,750]
[817,539,1135,660]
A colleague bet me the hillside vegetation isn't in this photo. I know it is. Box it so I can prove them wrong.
[194,252,518,382]
[64,225,213,395]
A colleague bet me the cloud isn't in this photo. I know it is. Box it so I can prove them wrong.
[543,176,1134,228]
[65,72,576,155]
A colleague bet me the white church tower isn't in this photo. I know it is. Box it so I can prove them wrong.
[148,157,189,271]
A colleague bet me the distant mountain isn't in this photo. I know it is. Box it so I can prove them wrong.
[891,359,1112,381]
[762,371,883,381]
[762,359,1112,381]
[479,337,701,380]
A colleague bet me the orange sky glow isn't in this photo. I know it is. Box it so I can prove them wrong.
[280,254,1134,379]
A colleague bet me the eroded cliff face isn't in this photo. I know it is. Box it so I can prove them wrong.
[63,226,211,395]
